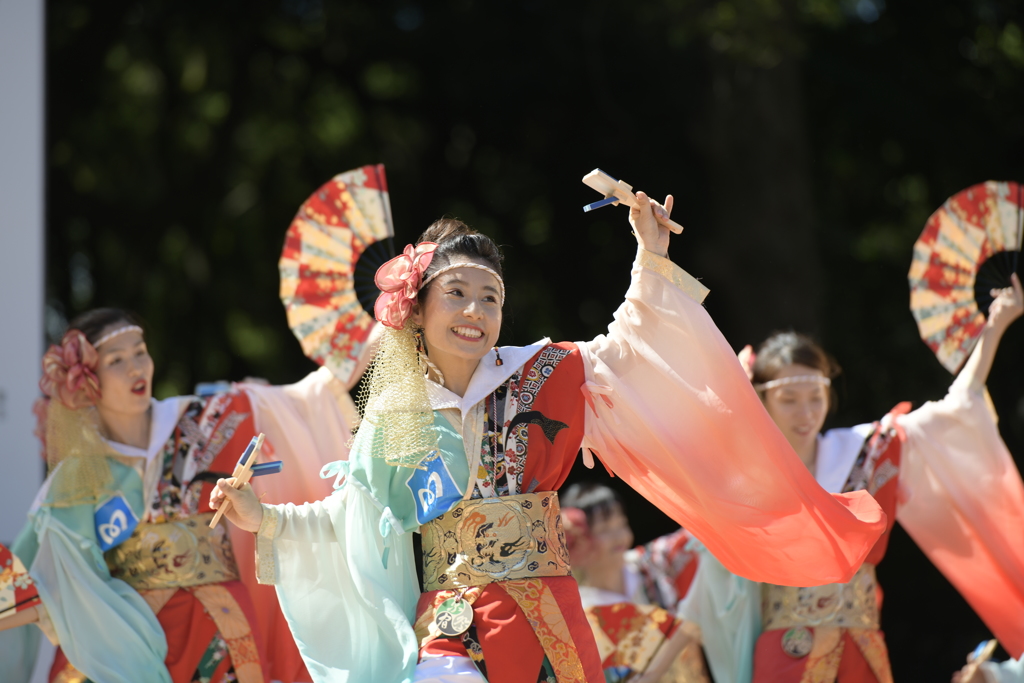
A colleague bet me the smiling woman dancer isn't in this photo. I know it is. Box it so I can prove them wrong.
[680,276,1024,683]
[746,281,1024,683]
[212,191,886,683]
[1,309,360,683]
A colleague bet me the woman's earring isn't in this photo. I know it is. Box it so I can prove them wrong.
[494,347,503,366]
[414,328,445,385]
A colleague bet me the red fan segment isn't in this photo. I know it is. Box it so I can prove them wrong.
[279,165,395,385]
[908,180,1023,373]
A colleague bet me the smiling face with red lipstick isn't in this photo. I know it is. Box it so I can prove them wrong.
[404,218,506,398]
[412,255,503,388]
[93,323,154,431]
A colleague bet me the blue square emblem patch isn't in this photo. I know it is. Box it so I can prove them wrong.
[406,454,462,525]
[94,494,139,551]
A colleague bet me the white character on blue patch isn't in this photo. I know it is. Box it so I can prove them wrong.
[94,494,139,551]
[407,453,461,525]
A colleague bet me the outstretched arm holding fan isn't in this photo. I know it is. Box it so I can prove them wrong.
[959,272,1023,394]
[697,181,1024,683]
[895,180,1024,667]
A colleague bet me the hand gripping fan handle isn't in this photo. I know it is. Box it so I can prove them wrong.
[581,168,684,234]
[209,433,265,529]
[655,214,684,234]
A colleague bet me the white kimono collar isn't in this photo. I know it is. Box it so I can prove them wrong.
[814,423,875,493]
[30,397,185,513]
[425,339,551,417]
[107,396,188,461]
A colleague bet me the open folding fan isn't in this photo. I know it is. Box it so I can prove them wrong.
[279,164,395,385]
[909,180,1023,373]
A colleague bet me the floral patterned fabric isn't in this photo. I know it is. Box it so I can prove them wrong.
[0,543,40,621]
[416,343,601,683]
[630,528,700,611]
[261,249,887,683]
[580,530,709,683]
[47,390,268,683]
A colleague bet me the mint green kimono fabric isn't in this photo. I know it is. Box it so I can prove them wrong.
[0,458,171,683]
[267,412,469,683]
[678,539,761,683]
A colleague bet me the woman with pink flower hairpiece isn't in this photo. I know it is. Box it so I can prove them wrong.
[211,190,888,683]
[0,307,366,683]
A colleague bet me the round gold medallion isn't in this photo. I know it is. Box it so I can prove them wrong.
[434,597,474,637]
[781,626,814,658]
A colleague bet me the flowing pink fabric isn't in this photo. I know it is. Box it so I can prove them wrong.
[230,368,358,682]
[897,376,1024,658]
[578,252,885,587]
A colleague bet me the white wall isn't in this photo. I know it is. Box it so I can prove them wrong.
[0,0,46,544]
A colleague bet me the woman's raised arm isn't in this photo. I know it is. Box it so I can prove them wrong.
[959,272,1023,394]
[575,194,885,586]
[893,272,1024,659]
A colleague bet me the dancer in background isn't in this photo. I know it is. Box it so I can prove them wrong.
[687,272,1024,683]
[561,482,709,683]
[0,307,362,683]
[212,190,885,683]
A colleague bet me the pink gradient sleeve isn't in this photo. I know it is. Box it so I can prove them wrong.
[578,249,885,587]
[897,376,1024,658]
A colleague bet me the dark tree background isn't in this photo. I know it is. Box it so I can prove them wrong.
[45,0,1024,679]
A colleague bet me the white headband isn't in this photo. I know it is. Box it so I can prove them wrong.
[93,325,144,348]
[754,375,831,392]
[420,262,505,305]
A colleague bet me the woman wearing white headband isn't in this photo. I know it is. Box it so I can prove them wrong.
[679,289,1024,683]
[213,192,889,683]
[0,307,362,683]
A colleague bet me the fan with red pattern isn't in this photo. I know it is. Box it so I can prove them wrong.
[908,180,1023,373]
[279,165,395,385]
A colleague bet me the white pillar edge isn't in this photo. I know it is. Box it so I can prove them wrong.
[0,0,46,545]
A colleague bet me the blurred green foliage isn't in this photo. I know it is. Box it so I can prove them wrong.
[46,0,1024,675]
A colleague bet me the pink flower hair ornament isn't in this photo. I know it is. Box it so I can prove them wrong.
[373,242,438,330]
[39,330,102,410]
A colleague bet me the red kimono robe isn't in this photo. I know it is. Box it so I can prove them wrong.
[579,529,708,683]
[754,375,1024,682]
[17,368,353,683]
[256,249,886,683]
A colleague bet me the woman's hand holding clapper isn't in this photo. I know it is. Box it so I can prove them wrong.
[209,434,279,533]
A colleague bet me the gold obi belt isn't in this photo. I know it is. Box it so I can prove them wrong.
[420,491,573,592]
[106,513,240,591]
[762,563,880,631]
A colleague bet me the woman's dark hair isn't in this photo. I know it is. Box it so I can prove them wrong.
[417,218,504,287]
[752,331,841,412]
[560,482,624,527]
[67,308,144,346]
